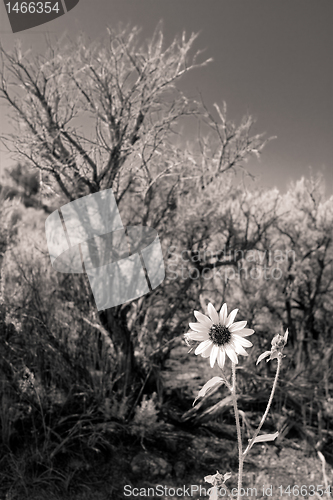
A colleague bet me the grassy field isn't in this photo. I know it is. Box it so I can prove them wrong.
[3,435,332,499]
[2,344,332,500]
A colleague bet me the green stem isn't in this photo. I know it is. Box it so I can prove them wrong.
[231,362,243,500]
[243,355,282,459]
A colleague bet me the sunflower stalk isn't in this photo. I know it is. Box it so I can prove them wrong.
[243,354,282,458]
[187,302,288,499]
[231,362,243,500]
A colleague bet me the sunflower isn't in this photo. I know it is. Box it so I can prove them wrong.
[185,303,254,368]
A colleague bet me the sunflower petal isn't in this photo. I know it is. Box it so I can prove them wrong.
[235,328,255,337]
[233,343,249,356]
[232,334,253,348]
[225,344,238,363]
[207,303,219,324]
[210,345,219,368]
[201,343,214,358]
[189,322,209,333]
[219,303,228,325]
[185,331,209,341]
[229,321,247,332]
[195,340,212,355]
[194,311,213,327]
[217,348,226,369]
[226,308,238,327]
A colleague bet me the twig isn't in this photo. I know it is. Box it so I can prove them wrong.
[243,355,282,458]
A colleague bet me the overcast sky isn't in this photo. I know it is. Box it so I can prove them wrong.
[0,0,332,195]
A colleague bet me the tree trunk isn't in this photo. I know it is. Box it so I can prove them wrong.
[99,307,136,396]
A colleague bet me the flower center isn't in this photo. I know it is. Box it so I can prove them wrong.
[209,324,231,346]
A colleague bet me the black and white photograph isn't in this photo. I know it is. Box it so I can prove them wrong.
[0,1,332,498]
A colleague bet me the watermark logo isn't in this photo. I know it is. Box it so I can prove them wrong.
[3,0,80,33]
[166,246,295,283]
[45,189,165,310]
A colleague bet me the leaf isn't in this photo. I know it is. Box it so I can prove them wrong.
[284,329,289,343]
[204,474,216,485]
[193,376,224,406]
[223,472,232,482]
[256,351,271,365]
[251,431,279,444]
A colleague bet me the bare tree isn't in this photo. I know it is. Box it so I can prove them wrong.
[0,24,270,396]
[0,24,212,201]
